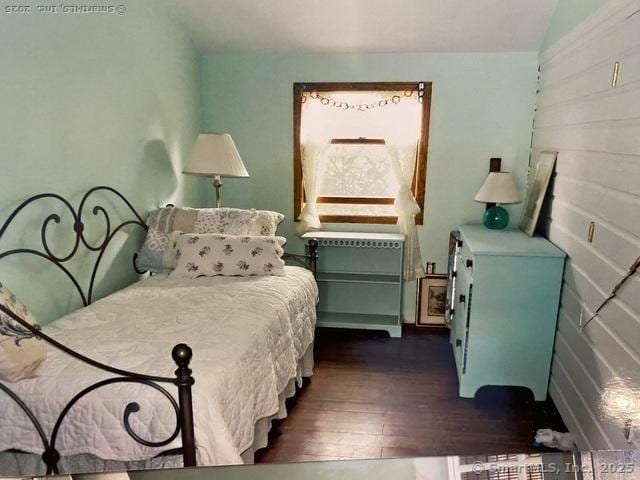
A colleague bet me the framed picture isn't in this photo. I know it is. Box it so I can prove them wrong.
[416,274,448,327]
[519,151,557,237]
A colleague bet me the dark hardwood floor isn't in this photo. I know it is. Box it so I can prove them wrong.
[255,325,565,463]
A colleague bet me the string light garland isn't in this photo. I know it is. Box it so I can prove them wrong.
[301,82,426,110]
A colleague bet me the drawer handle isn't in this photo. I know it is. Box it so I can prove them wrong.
[465,259,473,269]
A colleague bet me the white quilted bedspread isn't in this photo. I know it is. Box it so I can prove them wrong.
[0,266,317,466]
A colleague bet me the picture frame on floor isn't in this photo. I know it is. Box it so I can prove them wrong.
[416,274,448,327]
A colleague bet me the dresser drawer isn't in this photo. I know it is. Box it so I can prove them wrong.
[451,262,472,375]
[449,224,566,400]
[458,240,475,278]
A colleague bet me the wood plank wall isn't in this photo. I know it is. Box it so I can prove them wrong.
[532,0,640,450]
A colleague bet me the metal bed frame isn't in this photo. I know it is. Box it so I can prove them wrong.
[0,186,318,475]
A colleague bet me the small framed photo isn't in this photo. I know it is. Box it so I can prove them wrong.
[416,274,448,327]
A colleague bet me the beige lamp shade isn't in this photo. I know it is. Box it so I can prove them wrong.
[474,172,521,204]
[183,133,249,178]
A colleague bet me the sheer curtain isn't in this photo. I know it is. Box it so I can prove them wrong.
[296,143,325,234]
[388,145,425,281]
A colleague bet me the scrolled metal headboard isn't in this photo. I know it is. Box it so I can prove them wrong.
[0,185,148,306]
[0,186,197,475]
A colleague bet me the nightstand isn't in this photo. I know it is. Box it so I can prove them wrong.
[302,231,404,338]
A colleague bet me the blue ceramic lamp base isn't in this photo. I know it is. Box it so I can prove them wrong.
[483,205,509,230]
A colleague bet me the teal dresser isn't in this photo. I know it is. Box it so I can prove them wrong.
[302,231,404,338]
[448,225,565,401]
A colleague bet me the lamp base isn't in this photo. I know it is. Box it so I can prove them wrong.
[483,205,509,230]
[213,175,222,208]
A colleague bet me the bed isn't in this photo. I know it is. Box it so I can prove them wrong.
[0,187,319,476]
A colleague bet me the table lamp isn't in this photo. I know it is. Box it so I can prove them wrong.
[183,133,249,208]
[474,172,521,229]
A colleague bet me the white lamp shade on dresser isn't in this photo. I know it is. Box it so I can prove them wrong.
[474,172,521,204]
[183,133,249,178]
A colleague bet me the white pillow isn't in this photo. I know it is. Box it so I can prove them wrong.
[0,282,47,382]
[170,234,286,278]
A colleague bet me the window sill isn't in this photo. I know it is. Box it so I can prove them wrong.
[293,215,425,225]
[319,215,398,224]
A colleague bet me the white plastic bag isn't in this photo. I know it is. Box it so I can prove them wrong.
[534,428,577,451]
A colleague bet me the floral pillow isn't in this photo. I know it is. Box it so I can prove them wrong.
[0,282,47,382]
[170,234,286,278]
[137,207,285,273]
[251,210,285,236]
[194,208,284,236]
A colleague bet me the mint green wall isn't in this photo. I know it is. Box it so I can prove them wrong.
[0,1,206,323]
[542,0,610,51]
[202,53,538,321]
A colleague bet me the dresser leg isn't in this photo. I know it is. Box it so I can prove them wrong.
[387,326,402,338]
[531,385,548,402]
[459,384,480,399]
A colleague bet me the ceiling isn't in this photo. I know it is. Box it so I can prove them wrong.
[173,0,559,54]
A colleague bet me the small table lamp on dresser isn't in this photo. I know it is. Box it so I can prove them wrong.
[183,133,249,207]
[474,171,521,229]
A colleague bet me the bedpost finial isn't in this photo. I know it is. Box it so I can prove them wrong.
[172,343,196,466]
[42,447,61,473]
[172,343,193,368]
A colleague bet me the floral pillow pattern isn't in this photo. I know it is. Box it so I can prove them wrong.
[194,208,284,236]
[251,210,285,236]
[137,207,285,273]
[194,208,259,235]
[170,234,286,278]
[0,282,47,382]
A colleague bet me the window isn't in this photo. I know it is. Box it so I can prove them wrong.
[293,82,432,225]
